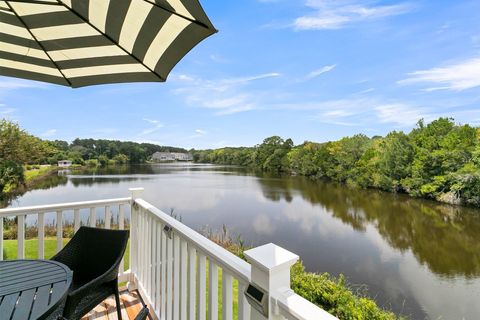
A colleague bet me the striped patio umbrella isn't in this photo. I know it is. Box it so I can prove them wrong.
[0,0,216,87]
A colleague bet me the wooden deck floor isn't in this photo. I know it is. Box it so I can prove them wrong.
[80,290,148,320]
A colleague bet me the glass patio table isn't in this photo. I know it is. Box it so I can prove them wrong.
[0,259,72,320]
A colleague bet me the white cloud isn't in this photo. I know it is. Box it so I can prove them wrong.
[0,107,15,115]
[323,109,355,117]
[42,129,57,137]
[375,103,429,126]
[139,118,164,136]
[399,58,480,91]
[356,88,375,94]
[294,1,413,30]
[195,129,207,134]
[142,118,161,125]
[172,74,195,82]
[304,64,336,80]
[209,54,229,64]
[171,72,281,115]
[0,78,47,90]
[279,97,430,127]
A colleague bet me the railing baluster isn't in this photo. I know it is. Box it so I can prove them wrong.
[74,209,80,232]
[167,230,173,320]
[188,245,196,320]
[119,204,125,274]
[17,215,25,259]
[150,214,157,304]
[89,207,96,227]
[38,212,45,259]
[151,218,156,307]
[119,204,125,229]
[161,223,167,320]
[105,206,111,229]
[56,211,62,253]
[174,234,180,320]
[208,260,219,320]
[146,214,152,298]
[129,203,137,276]
[180,240,188,320]
[155,220,161,314]
[237,282,250,320]
[197,253,206,320]
[137,209,142,283]
[140,209,146,286]
[0,217,3,260]
[222,272,233,320]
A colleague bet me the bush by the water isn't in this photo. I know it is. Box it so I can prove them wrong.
[204,226,402,320]
[0,160,24,193]
[290,262,399,320]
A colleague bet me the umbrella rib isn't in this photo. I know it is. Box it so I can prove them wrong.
[54,0,166,82]
[5,1,73,87]
[142,0,215,31]
[5,0,62,5]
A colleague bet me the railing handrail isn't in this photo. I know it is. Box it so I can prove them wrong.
[135,198,251,283]
[0,197,131,217]
[274,287,338,320]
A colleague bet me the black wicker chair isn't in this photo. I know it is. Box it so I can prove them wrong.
[51,226,129,320]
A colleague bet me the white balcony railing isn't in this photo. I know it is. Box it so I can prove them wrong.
[0,188,338,320]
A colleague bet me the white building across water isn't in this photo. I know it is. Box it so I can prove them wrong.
[58,160,72,167]
[151,152,193,162]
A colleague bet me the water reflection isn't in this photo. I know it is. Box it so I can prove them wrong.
[1,173,67,207]
[256,176,480,278]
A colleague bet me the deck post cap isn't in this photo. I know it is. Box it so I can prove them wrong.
[129,188,144,199]
[128,187,145,191]
[245,243,299,273]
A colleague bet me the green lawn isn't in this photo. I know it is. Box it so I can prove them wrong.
[2,238,130,271]
[24,166,55,182]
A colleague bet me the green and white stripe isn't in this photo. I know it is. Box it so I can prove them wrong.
[0,0,215,87]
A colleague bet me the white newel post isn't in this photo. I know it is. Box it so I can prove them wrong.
[245,243,299,320]
[128,187,144,291]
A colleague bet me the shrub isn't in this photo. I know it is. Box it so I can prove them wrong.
[0,160,24,193]
[113,153,129,165]
[290,262,400,320]
[98,155,109,167]
[85,159,99,167]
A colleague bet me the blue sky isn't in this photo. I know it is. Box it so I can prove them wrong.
[1,0,480,149]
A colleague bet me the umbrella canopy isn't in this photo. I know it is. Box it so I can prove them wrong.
[0,0,216,87]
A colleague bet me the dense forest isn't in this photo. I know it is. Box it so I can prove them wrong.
[0,119,186,195]
[193,118,480,207]
[3,117,480,207]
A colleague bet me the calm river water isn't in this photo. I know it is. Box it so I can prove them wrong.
[4,163,480,319]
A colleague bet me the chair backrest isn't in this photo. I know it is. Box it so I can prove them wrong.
[51,226,129,281]
[134,307,149,320]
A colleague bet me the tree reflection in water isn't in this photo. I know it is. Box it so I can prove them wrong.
[257,175,480,278]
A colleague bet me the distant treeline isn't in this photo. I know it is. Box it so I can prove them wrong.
[193,118,480,207]
[0,119,187,195]
[51,138,187,165]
